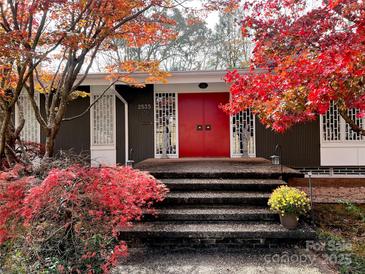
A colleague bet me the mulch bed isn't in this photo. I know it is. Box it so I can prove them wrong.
[297,186,365,204]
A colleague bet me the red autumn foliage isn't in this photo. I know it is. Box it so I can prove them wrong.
[224,0,365,135]
[0,165,34,244]
[0,165,168,273]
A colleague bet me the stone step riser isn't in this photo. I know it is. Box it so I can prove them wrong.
[124,238,309,250]
[144,214,278,222]
[120,230,316,240]
[164,184,281,192]
[162,197,269,206]
[152,173,285,180]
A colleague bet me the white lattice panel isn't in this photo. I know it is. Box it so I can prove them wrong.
[322,102,341,141]
[92,94,114,146]
[322,101,341,141]
[346,108,364,141]
[231,109,255,156]
[18,94,40,142]
[155,93,177,157]
[322,102,364,142]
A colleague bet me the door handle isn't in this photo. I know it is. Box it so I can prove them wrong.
[196,125,203,131]
[205,124,212,131]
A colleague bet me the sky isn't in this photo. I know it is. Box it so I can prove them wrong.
[194,0,322,29]
[206,11,220,29]
[183,1,220,29]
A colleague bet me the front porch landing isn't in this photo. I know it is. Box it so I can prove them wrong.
[135,158,303,180]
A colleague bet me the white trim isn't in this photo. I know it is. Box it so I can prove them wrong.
[176,92,180,158]
[154,83,229,94]
[90,85,116,166]
[153,91,156,158]
[305,174,365,178]
[321,142,365,148]
[251,114,256,157]
[79,69,253,86]
[114,88,129,164]
[320,108,365,166]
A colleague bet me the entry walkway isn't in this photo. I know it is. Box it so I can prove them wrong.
[135,158,302,180]
[114,249,334,274]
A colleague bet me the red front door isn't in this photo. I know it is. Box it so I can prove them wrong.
[179,92,230,157]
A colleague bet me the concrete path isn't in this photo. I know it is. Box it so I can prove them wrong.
[113,249,336,274]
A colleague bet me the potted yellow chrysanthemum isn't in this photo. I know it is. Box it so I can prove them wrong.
[268,185,311,229]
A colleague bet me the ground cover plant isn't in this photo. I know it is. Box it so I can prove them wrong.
[313,203,365,274]
[0,163,168,273]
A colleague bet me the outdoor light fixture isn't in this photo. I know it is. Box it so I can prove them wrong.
[199,82,208,89]
[126,160,135,167]
[271,144,282,165]
[270,155,280,165]
[126,148,135,167]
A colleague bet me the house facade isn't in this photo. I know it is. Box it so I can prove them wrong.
[17,70,365,177]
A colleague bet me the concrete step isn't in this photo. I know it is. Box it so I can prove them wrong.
[135,158,303,181]
[163,191,271,206]
[161,179,285,191]
[145,207,278,222]
[119,222,316,241]
[151,171,287,180]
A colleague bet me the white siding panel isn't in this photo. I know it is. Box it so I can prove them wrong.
[90,149,116,166]
[359,148,365,165]
[321,147,362,166]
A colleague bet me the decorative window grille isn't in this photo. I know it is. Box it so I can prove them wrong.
[155,93,177,157]
[322,102,364,142]
[17,94,40,142]
[346,108,363,141]
[92,94,115,146]
[322,101,341,141]
[231,109,255,156]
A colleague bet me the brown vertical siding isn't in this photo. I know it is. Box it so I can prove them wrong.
[116,97,126,164]
[255,118,321,168]
[116,85,154,164]
[40,86,90,155]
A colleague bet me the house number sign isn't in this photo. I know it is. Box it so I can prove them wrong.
[137,104,152,111]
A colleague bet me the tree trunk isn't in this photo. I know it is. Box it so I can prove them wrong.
[339,110,365,137]
[0,108,12,161]
[44,125,61,158]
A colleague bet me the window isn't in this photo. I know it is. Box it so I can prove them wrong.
[345,108,363,141]
[322,102,364,142]
[154,92,177,157]
[322,101,341,141]
[231,109,256,156]
[92,94,115,146]
[17,94,40,143]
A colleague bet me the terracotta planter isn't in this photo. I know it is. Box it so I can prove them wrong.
[279,214,298,229]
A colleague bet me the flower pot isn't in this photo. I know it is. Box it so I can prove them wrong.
[279,214,298,229]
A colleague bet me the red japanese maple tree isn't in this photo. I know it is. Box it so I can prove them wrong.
[224,0,365,135]
[0,165,168,273]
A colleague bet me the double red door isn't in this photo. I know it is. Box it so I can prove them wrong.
[178,92,230,157]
